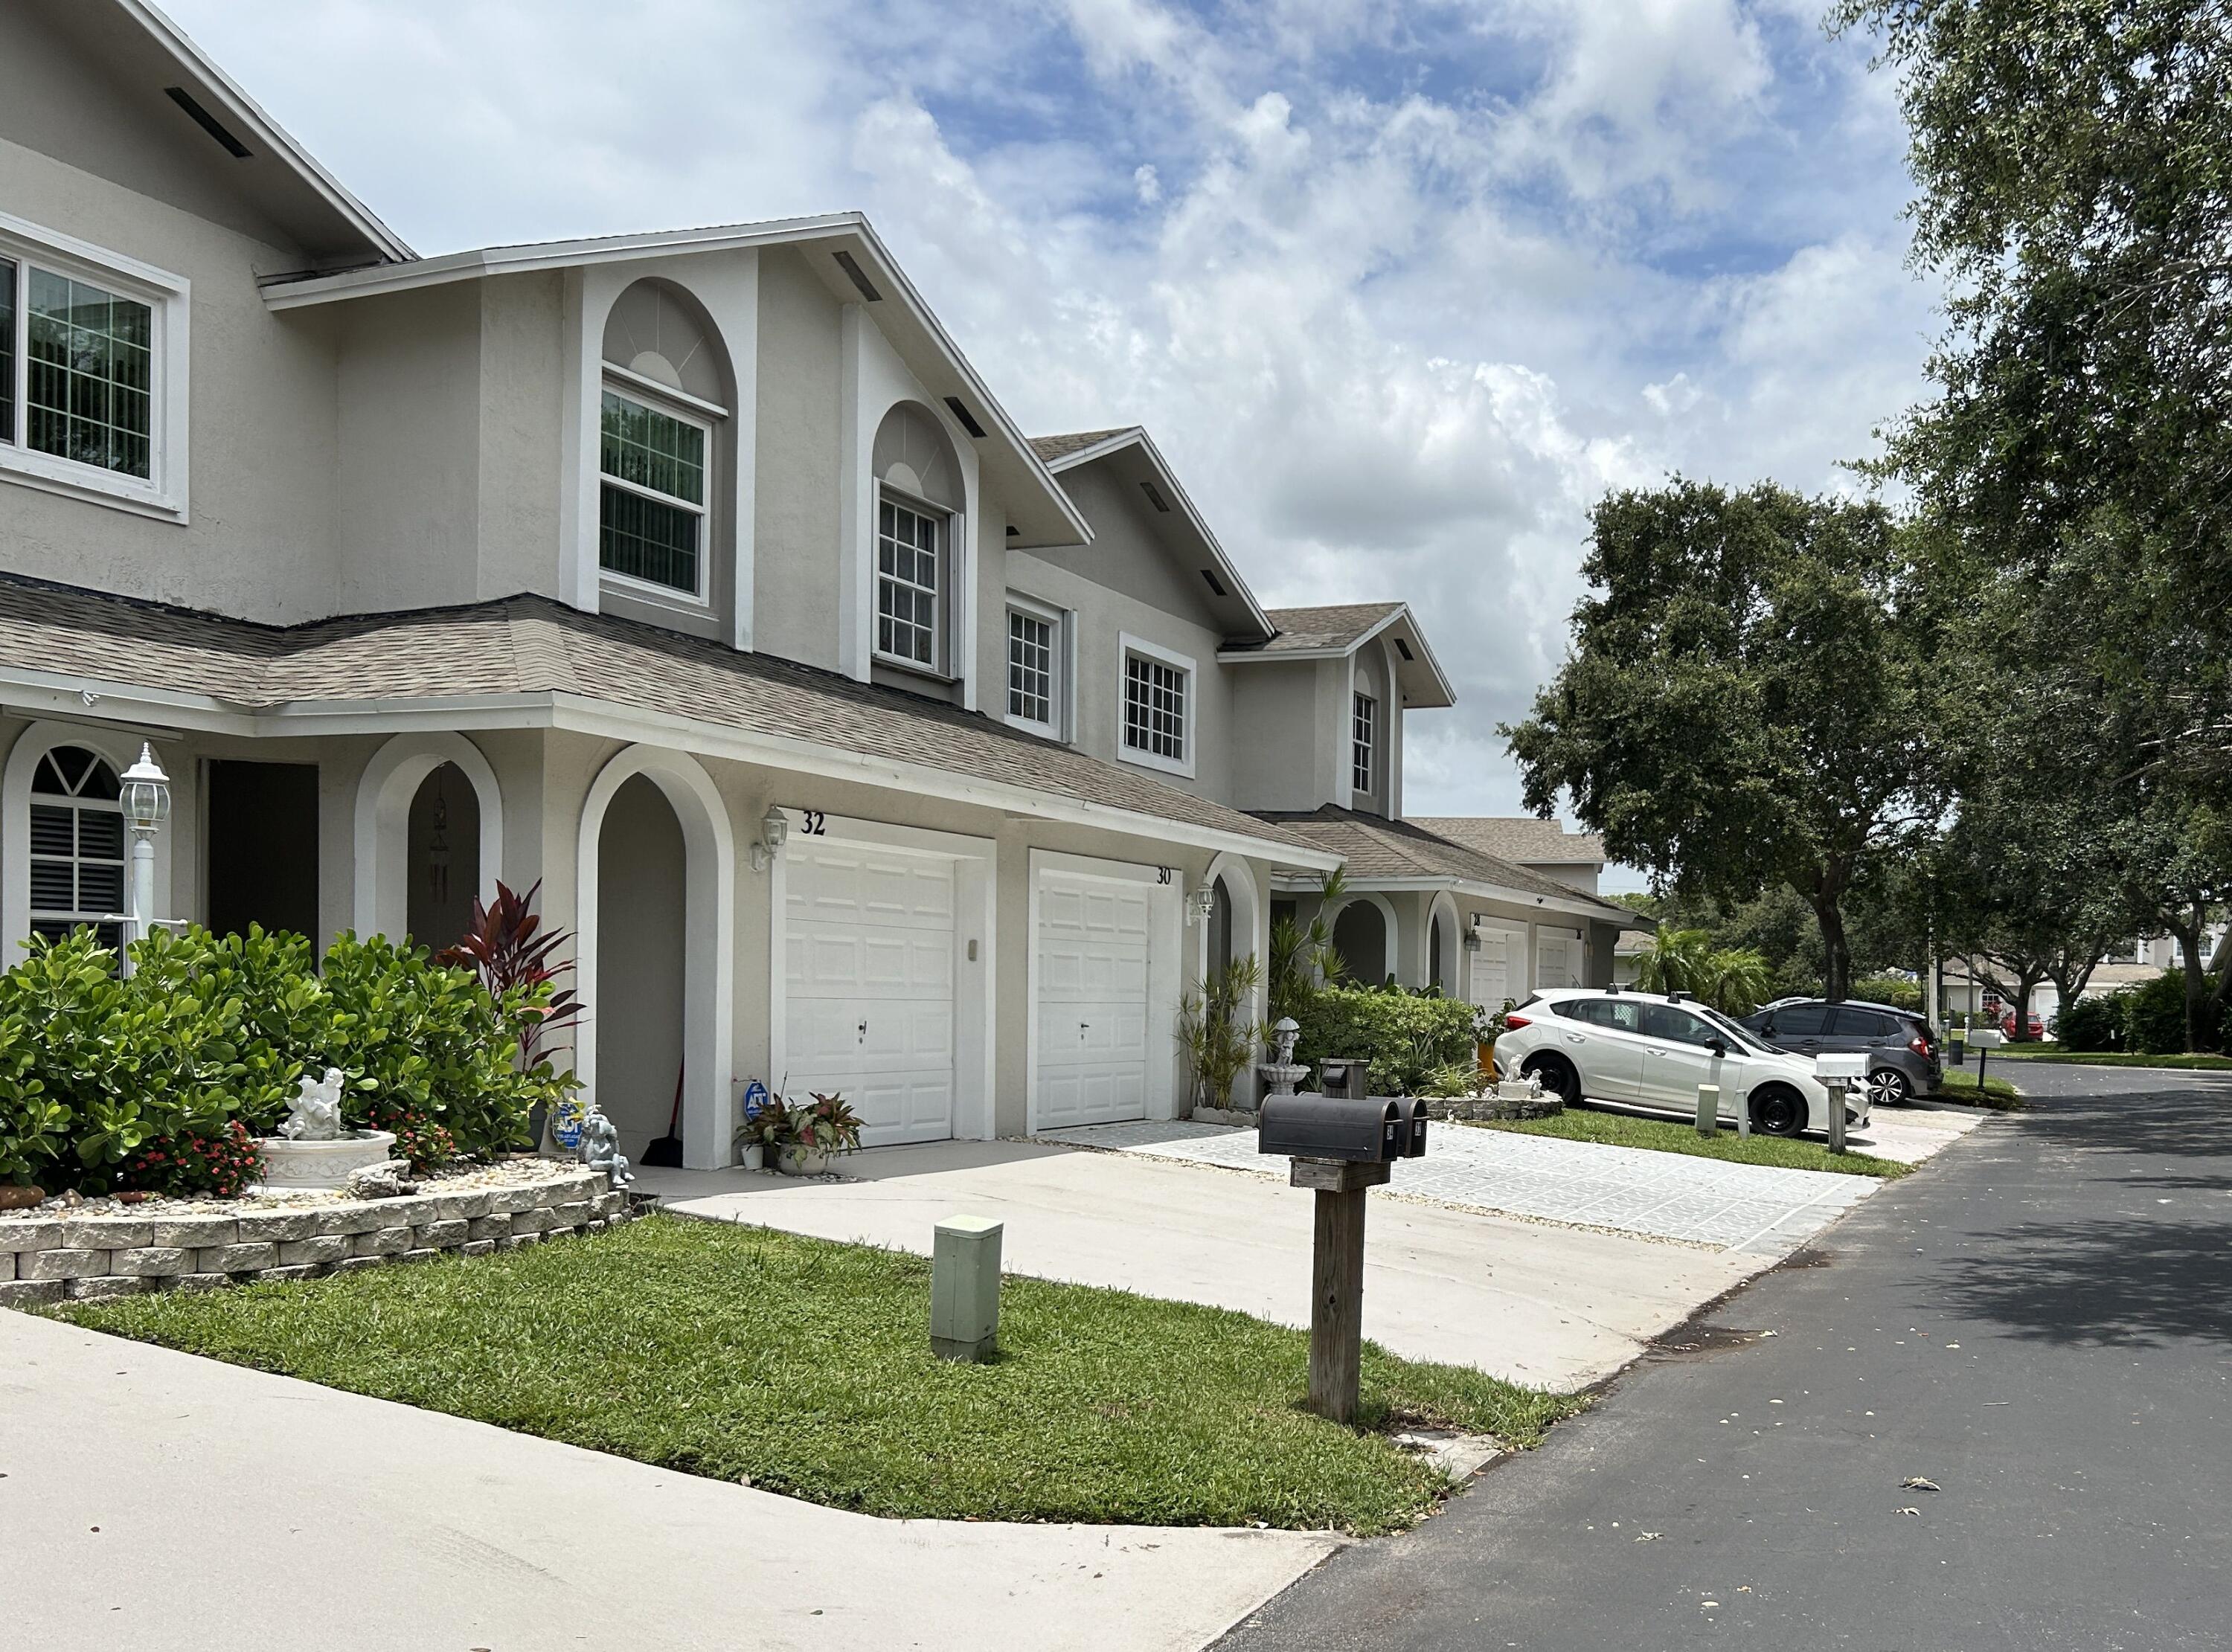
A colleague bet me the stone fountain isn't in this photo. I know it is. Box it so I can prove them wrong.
[1257,1017,1311,1101]
[257,1068,399,1191]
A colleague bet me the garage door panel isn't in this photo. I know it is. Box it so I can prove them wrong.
[785,841,957,1147]
[1034,868,1155,1128]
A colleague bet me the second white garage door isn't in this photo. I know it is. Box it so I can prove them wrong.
[783,839,955,1147]
[1034,868,1152,1128]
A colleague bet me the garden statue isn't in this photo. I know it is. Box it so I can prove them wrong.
[1258,1016,1309,1102]
[280,1067,347,1142]
[577,1106,632,1188]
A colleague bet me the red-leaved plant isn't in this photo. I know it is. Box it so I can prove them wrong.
[437,878,583,1067]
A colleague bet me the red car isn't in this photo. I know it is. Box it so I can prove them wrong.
[2000,1011,2046,1041]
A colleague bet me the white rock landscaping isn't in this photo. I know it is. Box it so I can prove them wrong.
[0,1166,638,1307]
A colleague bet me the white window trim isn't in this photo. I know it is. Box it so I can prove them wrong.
[873,482,957,681]
[1002,591,1070,740]
[1117,631,1196,780]
[1352,691,1376,797]
[0,210,190,523]
[596,374,717,614]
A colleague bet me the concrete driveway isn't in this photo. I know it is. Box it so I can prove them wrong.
[643,1140,1768,1389]
[1,1308,1337,1652]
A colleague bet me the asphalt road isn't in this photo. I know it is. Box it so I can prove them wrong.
[1216,1064,2232,1651]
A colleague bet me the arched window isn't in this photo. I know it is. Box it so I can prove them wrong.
[598,280,727,603]
[30,745,125,948]
[871,402,964,674]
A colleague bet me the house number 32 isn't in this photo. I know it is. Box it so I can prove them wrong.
[801,811,827,836]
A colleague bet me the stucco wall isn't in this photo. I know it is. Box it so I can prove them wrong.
[751,246,844,674]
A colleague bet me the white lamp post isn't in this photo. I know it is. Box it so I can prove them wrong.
[118,743,170,960]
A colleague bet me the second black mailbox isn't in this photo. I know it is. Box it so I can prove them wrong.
[1258,1094,1405,1163]
[1388,1096,1428,1159]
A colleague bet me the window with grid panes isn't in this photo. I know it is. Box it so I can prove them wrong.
[1007,608,1056,727]
[599,388,706,595]
[0,259,154,480]
[877,495,942,667]
[1352,692,1376,794]
[1123,652,1187,762]
[28,746,126,951]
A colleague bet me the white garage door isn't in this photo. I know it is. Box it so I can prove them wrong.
[1035,870,1152,1128]
[784,840,955,1147]
[1536,925,1584,990]
[1469,922,1522,1012]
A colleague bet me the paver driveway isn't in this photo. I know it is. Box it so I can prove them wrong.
[1039,1118,1880,1256]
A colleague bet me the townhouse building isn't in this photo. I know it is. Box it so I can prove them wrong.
[0,0,1640,1166]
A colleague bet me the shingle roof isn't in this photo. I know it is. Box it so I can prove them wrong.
[1248,806,1639,920]
[1412,816,1609,867]
[1028,428,1136,464]
[1234,603,1404,654]
[0,574,1327,858]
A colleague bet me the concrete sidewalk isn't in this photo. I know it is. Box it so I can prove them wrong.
[644,1142,1766,1388]
[0,1308,1338,1652]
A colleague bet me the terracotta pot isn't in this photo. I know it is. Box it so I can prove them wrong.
[0,1184,45,1211]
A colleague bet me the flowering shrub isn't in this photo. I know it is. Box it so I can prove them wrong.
[0,925,574,1195]
[117,1121,264,1198]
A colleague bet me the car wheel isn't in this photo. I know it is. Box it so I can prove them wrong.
[1521,1052,1580,1107]
[1750,1084,1807,1137]
[1866,1067,1911,1109]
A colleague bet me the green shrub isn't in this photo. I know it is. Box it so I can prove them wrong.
[1292,984,1480,1095]
[2121,968,2231,1055]
[2050,991,2129,1052]
[0,925,567,1193]
[1852,974,1923,1012]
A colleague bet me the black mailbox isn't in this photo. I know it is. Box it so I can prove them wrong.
[1318,1058,1370,1099]
[1259,1093,1402,1163]
[1385,1096,1428,1159]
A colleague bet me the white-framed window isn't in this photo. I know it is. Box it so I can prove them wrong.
[28,745,126,951]
[0,211,189,520]
[876,491,946,672]
[1004,594,1068,737]
[1352,692,1376,795]
[599,385,711,602]
[1118,633,1195,777]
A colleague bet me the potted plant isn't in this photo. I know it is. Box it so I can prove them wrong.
[778,1091,863,1175]
[734,1093,789,1171]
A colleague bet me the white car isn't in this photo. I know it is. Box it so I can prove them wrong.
[1492,986,1867,1139]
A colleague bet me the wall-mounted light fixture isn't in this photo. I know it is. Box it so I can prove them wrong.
[1463,926,1483,954]
[1185,884,1217,925]
[750,806,791,873]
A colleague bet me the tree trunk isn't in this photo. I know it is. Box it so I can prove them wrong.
[1813,896,1852,1002]
[2010,971,2047,1042]
[2170,910,2212,1053]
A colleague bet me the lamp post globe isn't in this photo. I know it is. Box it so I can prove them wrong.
[118,743,170,962]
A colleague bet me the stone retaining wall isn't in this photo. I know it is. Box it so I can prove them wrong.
[0,1169,636,1308]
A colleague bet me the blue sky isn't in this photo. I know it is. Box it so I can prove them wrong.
[169,0,1938,877]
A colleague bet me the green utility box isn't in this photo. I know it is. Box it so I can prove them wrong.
[931,1214,1004,1363]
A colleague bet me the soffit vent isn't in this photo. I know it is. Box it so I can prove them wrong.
[943,396,988,439]
[1394,637,1415,662]
[833,250,882,302]
[1139,480,1171,512]
[165,86,251,158]
[1200,568,1228,597]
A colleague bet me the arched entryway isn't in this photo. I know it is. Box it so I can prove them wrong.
[405,763,479,952]
[572,745,735,1171]
[353,733,504,945]
[1332,898,1389,987]
[1428,893,1461,994]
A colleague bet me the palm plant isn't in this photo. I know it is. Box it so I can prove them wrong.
[1177,954,1263,1113]
[1267,869,1347,1025]
[1632,928,1771,1015]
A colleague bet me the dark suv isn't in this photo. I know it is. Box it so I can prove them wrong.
[1737,999,1942,1108]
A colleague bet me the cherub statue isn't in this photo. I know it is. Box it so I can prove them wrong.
[281,1067,347,1141]
[577,1106,632,1188]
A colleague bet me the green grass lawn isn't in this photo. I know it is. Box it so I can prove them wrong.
[1471,1105,1910,1177]
[55,1215,1581,1535]
[1986,1046,2232,1071]
[1936,1068,2024,1107]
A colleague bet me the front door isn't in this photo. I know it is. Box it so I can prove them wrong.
[782,838,956,1147]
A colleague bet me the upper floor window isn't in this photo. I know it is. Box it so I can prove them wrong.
[0,213,187,519]
[29,745,126,950]
[600,390,708,597]
[1120,634,1194,777]
[871,403,966,681]
[598,279,728,611]
[878,495,943,668]
[1004,596,1067,737]
[1352,692,1376,794]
